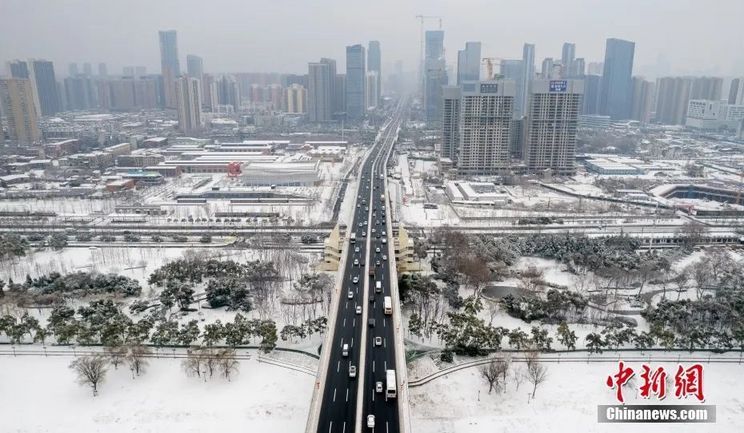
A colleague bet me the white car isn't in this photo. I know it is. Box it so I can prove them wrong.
[382,255,387,261]
[353,276,359,284]
[349,365,357,378]
[348,290,354,299]
[355,247,360,253]
[375,247,380,253]
[375,336,382,346]
[375,381,383,393]
[367,415,375,428]
[356,305,362,315]
[353,258,359,266]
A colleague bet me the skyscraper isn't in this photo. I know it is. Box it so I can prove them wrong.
[98,63,108,77]
[729,78,744,105]
[320,58,338,115]
[541,58,554,78]
[447,81,516,175]
[525,79,583,175]
[366,71,380,109]
[64,75,97,110]
[175,76,202,134]
[0,78,42,144]
[599,38,635,120]
[186,55,204,81]
[441,85,461,163]
[345,44,366,120]
[68,63,79,77]
[517,44,535,117]
[335,74,346,116]
[217,75,240,110]
[424,30,447,123]
[159,30,180,108]
[500,60,522,81]
[573,58,586,77]
[561,43,575,76]
[456,42,481,85]
[286,84,306,114]
[630,77,655,124]
[201,73,217,111]
[367,41,381,106]
[10,59,60,116]
[653,76,722,125]
[582,74,602,115]
[83,63,92,76]
[308,61,332,122]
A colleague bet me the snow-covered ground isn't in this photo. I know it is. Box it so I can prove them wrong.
[0,354,313,433]
[410,355,744,433]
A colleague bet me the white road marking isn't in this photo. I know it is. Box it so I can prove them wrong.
[346,387,349,402]
[351,337,354,348]
[383,317,386,327]
[342,422,346,433]
[384,338,386,348]
[345,301,348,309]
[372,388,375,401]
[384,360,387,370]
[333,387,337,402]
[386,421,389,433]
[343,318,346,327]
[352,318,356,327]
[373,360,375,373]
[328,421,332,433]
[337,361,340,372]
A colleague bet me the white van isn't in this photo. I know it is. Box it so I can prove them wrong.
[375,281,382,293]
[342,344,349,357]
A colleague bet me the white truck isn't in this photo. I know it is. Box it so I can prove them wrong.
[386,369,397,398]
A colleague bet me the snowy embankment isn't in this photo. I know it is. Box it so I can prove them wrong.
[409,354,744,433]
[0,355,313,433]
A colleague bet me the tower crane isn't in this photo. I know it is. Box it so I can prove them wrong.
[415,15,443,91]
[481,57,503,80]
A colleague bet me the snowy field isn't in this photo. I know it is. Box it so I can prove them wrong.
[409,355,744,433]
[0,354,313,433]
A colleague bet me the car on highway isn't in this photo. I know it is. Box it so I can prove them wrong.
[349,365,357,378]
[375,247,380,253]
[355,246,360,253]
[358,222,362,227]
[342,344,349,357]
[376,381,383,393]
[353,276,359,284]
[382,238,387,244]
[382,231,387,236]
[353,258,359,266]
[383,254,387,261]
[368,318,375,327]
[375,336,382,346]
[375,260,380,266]
[356,305,362,315]
[367,415,375,428]
[347,290,354,299]
[371,228,376,233]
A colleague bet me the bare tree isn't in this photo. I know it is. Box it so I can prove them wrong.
[512,366,524,391]
[217,348,240,381]
[526,351,548,399]
[182,348,205,379]
[479,360,501,394]
[126,344,151,378]
[69,356,108,396]
[105,345,127,370]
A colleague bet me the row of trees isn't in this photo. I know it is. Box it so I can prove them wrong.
[0,302,280,352]
[479,352,548,399]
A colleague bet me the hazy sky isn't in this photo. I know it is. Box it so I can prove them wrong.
[2,0,743,78]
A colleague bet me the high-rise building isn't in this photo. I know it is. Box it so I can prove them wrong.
[10,59,60,116]
[441,85,461,163]
[561,43,575,76]
[525,79,583,175]
[630,77,655,124]
[541,58,554,78]
[0,78,42,144]
[690,76,722,100]
[573,58,586,77]
[159,30,180,108]
[175,76,202,134]
[335,74,346,116]
[68,63,79,77]
[308,61,333,122]
[98,63,108,77]
[499,60,522,82]
[368,41,381,106]
[517,44,535,117]
[424,30,447,123]
[320,58,338,115]
[201,73,217,111]
[456,41,481,85]
[286,84,306,114]
[217,75,240,110]
[654,77,692,125]
[64,76,97,110]
[587,62,604,75]
[186,55,204,80]
[582,74,602,115]
[366,71,380,109]
[82,63,92,76]
[599,38,635,120]
[345,44,366,120]
[455,80,516,175]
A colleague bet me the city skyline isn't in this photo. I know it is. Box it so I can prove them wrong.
[2,0,744,78]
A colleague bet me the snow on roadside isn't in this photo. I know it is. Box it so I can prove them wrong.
[0,354,313,433]
[410,357,744,433]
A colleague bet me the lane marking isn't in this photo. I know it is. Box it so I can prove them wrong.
[373,360,375,373]
[342,422,346,433]
[337,360,340,372]
[333,387,337,402]
[328,421,332,433]
[352,318,356,327]
[351,337,354,348]
[384,360,387,370]
[346,387,349,402]
[384,338,386,348]
[343,318,346,327]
